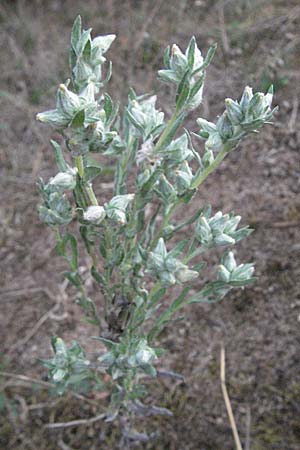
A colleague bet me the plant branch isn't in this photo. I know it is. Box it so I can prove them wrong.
[75,155,99,206]
[75,155,84,178]
[150,200,179,250]
[154,110,180,153]
[191,147,228,189]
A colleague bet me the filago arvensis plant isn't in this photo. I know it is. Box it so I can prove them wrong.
[36,16,276,427]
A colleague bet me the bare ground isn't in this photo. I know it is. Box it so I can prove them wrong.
[0,1,300,449]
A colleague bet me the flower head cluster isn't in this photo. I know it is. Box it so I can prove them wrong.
[195,208,252,248]
[38,178,73,226]
[147,238,198,286]
[197,85,276,153]
[159,133,193,166]
[83,194,135,226]
[36,82,99,129]
[159,39,203,82]
[42,337,91,394]
[49,167,78,191]
[127,93,165,142]
[158,37,215,111]
[36,16,118,157]
[69,15,115,91]
[218,251,255,287]
[83,205,106,224]
[98,336,158,380]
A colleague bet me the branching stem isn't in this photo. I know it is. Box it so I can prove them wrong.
[191,148,227,189]
[75,155,99,206]
[75,155,84,178]
[85,183,99,206]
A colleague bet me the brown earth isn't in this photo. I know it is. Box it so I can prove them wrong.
[1,1,300,449]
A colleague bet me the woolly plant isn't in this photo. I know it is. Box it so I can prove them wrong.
[36,15,276,433]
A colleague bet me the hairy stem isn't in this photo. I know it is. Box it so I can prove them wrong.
[190,147,229,189]
[75,155,99,206]
[85,183,99,206]
[75,155,84,178]
[154,111,179,152]
[150,201,179,250]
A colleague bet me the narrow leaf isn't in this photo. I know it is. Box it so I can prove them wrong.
[187,36,196,69]
[50,140,68,172]
[71,109,85,128]
[104,93,113,119]
[63,233,78,270]
[71,16,82,52]
[168,239,189,258]
[163,45,170,67]
[176,70,191,111]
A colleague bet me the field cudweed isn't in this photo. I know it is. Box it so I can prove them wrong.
[36,15,276,437]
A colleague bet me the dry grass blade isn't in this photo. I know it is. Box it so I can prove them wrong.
[0,372,99,406]
[0,371,54,389]
[44,413,106,429]
[220,345,243,450]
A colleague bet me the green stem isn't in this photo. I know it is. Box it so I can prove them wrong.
[74,157,99,272]
[53,225,94,315]
[150,201,179,250]
[183,238,197,263]
[75,155,99,206]
[153,109,180,153]
[53,226,61,243]
[75,155,84,178]
[190,147,228,190]
[114,137,136,195]
[184,245,206,264]
[155,111,178,150]
[85,183,99,206]
[135,122,181,251]
[147,281,162,305]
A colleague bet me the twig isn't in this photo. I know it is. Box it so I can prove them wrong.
[215,5,300,36]
[44,413,106,429]
[14,394,29,422]
[2,381,46,390]
[28,399,62,411]
[220,345,243,450]
[58,439,74,450]
[0,286,57,302]
[156,369,185,381]
[261,220,299,229]
[0,372,53,388]
[0,372,99,406]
